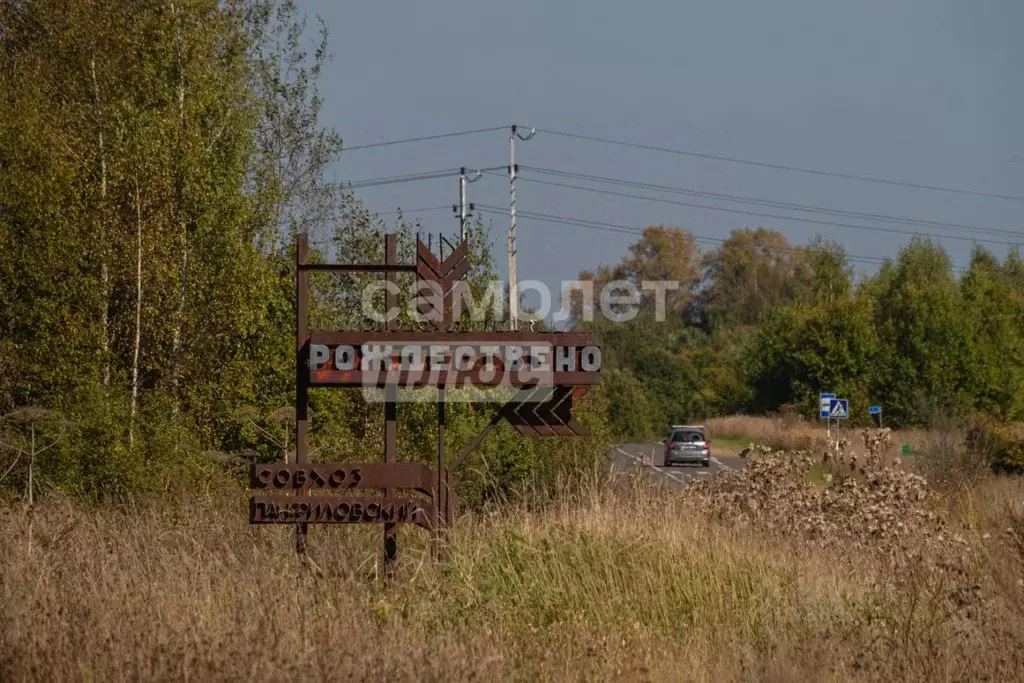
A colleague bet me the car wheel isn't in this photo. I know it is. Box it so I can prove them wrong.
[702,460,710,467]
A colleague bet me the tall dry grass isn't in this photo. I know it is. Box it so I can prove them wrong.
[1,459,1023,682]
[705,414,936,454]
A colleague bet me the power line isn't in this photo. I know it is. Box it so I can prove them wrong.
[342,125,510,151]
[502,171,1021,248]
[311,201,971,273]
[375,205,452,217]
[521,166,1024,240]
[339,165,504,190]
[536,128,1024,203]
[473,203,953,271]
[341,168,460,189]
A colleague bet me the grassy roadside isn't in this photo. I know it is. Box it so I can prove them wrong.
[705,435,750,455]
[2,459,1022,682]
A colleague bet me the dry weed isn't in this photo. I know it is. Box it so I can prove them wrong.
[1,452,1023,682]
[705,415,931,456]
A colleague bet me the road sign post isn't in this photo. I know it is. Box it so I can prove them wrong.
[829,398,848,458]
[869,404,883,428]
[820,392,835,446]
[828,398,849,420]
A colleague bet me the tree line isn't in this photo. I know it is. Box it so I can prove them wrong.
[574,225,1024,438]
[2,1,1019,500]
[0,0,616,502]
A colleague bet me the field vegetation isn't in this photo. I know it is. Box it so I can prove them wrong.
[3,430,1022,682]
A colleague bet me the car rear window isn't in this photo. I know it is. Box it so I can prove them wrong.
[670,430,703,443]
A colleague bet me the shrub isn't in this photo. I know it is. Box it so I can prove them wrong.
[965,414,1024,474]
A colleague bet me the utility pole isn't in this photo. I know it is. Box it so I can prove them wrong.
[453,166,481,244]
[508,124,535,330]
[459,167,468,241]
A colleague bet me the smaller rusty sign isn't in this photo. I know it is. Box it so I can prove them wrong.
[250,495,435,529]
[249,463,435,496]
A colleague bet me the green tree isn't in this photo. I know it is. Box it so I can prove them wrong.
[696,227,805,330]
[870,238,975,426]
[750,296,878,418]
[959,246,1024,421]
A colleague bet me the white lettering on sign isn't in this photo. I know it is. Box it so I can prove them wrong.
[361,344,392,371]
[529,345,550,371]
[310,344,330,371]
[399,345,423,371]
[479,346,499,371]
[505,345,523,371]
[308,343,603,381]
[555,346,575,373]
[429,345,448,371]
[335,344,355,371]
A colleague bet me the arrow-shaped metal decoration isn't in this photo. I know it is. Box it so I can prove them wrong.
[416,239,470,330]
[502,384,550,437]
[503,385,590,437]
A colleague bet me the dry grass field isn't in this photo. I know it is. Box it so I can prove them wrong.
[703,414,936,454]
[2,435,1023,682]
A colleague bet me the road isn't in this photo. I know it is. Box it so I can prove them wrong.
[611,443,747,490]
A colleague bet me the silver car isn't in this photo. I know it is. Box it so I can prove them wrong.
[664,427,711,467]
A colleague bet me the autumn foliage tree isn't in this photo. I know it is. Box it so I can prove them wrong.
[572,222,1023,441]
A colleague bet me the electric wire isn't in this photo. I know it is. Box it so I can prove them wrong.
[341,125,511,151]
[375,205,452,217]
[501,171,1021,248]
[536,128,1024,203]
[472,203,956,271]
[340,165,505,190]
[519,166,1024,241]
[340,168,459,190]
[335,122,1024,202]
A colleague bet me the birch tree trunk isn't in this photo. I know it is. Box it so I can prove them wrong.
[90,54,110,387]
[170,1,187,398]
[130,180,143,449]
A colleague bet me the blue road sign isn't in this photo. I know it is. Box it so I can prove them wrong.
[829,398,849,420]
[819,393,836,418]
[868,405,881,415]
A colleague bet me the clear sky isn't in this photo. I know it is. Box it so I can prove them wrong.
[306,0,1024,313]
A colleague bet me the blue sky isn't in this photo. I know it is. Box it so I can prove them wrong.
[304,0,1024,311]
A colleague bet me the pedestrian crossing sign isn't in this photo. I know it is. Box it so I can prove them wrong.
[829,398,849,420]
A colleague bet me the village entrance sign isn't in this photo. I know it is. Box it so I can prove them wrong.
[247,233,601,573]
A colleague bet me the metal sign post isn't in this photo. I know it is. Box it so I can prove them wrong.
[869,404,883,429]
[829,398,849,458]
[250,232,602,576]
[819,392,835,450]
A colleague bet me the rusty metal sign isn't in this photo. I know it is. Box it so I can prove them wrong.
[308,331,601,389]
[253,231,602,576]
[250,462,435,495]
[503,385,591,437]
[416,240,470,329]
[250,495,434,529]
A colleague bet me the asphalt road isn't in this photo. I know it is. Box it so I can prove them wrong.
[611,443,747,490]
